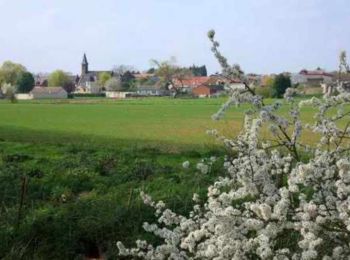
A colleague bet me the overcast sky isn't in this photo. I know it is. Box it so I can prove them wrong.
[0,0,349,75]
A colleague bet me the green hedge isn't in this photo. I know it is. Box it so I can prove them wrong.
[72,93,106,98]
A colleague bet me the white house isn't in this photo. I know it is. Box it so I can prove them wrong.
[291,69,333,86]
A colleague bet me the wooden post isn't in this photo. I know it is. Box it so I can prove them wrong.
[16,176,28,229]
[127,188,133,209]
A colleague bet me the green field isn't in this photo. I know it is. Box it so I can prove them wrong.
[0,97,238,151]
[0,97,327,149]
[0,97,344,259]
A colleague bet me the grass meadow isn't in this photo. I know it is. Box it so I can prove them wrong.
[0,97,327,150]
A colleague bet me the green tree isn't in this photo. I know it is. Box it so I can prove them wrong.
[48,70,75,93]
[270,74,291,98]
[48,70,70,87]
[189,65,207,76]
[0,61,27,86]
[98,72,112,88]
[120,71,136,91]
[16,72,35,93]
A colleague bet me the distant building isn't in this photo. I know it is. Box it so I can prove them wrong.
[246,73,262,87]
[34,73,50,87]
[322,73,350,95]
[106,91,133,99]
[175,76,210,90]
[16,87,67,100]
[291,69,333,86]
[192,85,217,98]
[31,86,68,99]
[76,54,113,94]
[136,85,168,96]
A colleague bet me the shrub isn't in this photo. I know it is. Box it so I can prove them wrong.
[73,93,106,98]
[270,74,291,98]
[117,31,350,259]
[255,86,272,98]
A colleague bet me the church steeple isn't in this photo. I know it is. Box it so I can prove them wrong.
[81,53,89,75]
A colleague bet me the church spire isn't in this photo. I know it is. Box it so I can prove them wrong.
[81,53,89,74]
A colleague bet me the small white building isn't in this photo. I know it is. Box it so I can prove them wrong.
[106,91,133,99]
[15,93,33,100]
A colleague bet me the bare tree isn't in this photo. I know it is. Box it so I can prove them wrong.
[150,57,193,97]
[112,65,136,77]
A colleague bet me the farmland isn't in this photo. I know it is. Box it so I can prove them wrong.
[0,97,326,149]
[0,97,346,259]
[0,97,236,150]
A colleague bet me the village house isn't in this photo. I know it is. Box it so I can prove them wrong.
[16,86,67,100]
[192,85,217,98]
[206,75,245,91]
[175,76,210,90]
[189,75,227,98]
[322,73,350,95]
[291,68,333,86]
[136,85,168,96]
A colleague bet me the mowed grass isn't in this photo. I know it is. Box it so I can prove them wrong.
[0,97,241,150]
[0,96,346,150]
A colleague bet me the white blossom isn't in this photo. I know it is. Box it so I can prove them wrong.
[117,32,350,260]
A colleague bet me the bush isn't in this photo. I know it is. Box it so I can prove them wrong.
[270,74,291,98]
[117,30,350,260]
[254,86,272,98]
[73,93,106,98]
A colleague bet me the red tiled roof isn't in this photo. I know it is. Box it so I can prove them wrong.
[177,77,210,88]
[299,69,333,77]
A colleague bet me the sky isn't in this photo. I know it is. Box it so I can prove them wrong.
[0,0,349,75]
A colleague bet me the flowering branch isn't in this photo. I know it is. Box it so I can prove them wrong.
[117,31,350,260]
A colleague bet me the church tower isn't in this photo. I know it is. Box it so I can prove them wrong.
[81,53,89,75]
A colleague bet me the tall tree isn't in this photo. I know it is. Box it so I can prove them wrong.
[16,72,35,93]
[120,71,136,90]
[113,65,135,77]
[98,72,112,88]
[270,74,291,98]
[0,61,27,86]
[48,70,75,93]
[189,65,207,76]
